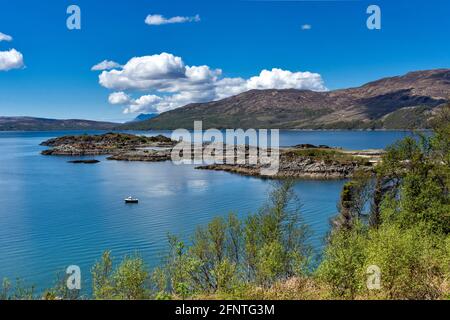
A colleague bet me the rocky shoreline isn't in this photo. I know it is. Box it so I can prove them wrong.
[107,149,172,162]
[41,132,175,156]
[41,133,382,179]
[196,148,378,179]
[196,161,365,180]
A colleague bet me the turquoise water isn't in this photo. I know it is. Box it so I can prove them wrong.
[0,130,414,291]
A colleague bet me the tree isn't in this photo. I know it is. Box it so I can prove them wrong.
[153,181,311,298]
[362,224,443,299]
[91,251,150,300]
[242,181,312,286]
[92,251,114,299]
[1,278,35,300]
[316,221,367,299]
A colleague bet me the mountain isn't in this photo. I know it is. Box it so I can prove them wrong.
[0,117,119,131]
[120,69,450,130]
[130,113,158,122]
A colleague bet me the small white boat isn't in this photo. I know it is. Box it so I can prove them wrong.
[124,196,139,204]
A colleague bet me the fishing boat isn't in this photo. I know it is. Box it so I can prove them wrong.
[124,196,139,204]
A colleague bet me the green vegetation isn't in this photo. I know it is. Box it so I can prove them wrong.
[2,105,449,300]
[42,133,172,147]
[382,106,433,129]
[286,148,370,165]
[318,105,450,299]
[1,279,35,300]
[306,105,437,130]
[91,251,150,300]
[151,182,311,299]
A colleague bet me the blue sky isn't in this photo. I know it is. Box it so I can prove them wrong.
[0,0,448,122]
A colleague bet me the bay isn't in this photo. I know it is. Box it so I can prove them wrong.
[0,130,414,291]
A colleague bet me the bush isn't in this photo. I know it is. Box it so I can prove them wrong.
[316,221,368,299]
[92,251,150,300]
[362,225,444,299]
[152,181,312,299]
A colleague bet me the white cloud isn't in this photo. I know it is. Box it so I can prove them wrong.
[0,33,25,72]
[0,32,13,42]
[301,24,312,30]
[214,77,247,100]
[109,91,163,114]
[97,53,327,114]
[99,52,187,90]
[91,60,122,71]
[247,68,325,91]
[108,92,132,105]
[0,49,24,71]
[124,95,162,114]
[145,14,200,26]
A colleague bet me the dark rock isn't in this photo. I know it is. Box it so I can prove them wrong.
[68,160,100,164]
[107,150,171,162]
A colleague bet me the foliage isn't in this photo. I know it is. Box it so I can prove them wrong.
[334,172,374,231]
[362,224,444,299]
[91,251,149,300]
[317,105,450,299]
[287,148,368,165]
[1,278,35,300]
[151,181,311,299]
[43,270,82,300]
[316,221,368,299]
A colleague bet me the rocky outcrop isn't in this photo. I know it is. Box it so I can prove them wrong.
[197,155,373,179]
[68,159,100,164]
[41,133,380,179]
[107,150,172,162]
[41,133,176,156]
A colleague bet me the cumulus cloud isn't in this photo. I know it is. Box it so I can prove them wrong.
[301,24,312,30]
[0,49,24,71]
[98,53,189,91]
[0,32,13,42]
[247,68,325,91]
[91,60,122,71]
[96,52,327,114]
[109,91,163,114]
[124,95,163,114]
[108,92,132,105]
[145,14,200,26]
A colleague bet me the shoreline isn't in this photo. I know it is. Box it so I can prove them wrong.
[39,133,381,180]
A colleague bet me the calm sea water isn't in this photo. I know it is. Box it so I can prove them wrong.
[0,130,414,292]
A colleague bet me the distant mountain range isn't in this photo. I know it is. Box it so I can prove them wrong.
[2,69,449,131]
[121,69,450,130]
[130,113,158,122]
[0,117,118,131]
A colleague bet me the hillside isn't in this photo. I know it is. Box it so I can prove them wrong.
[0,117,118,131]
[121,69,450,130]
[131,113,158,122]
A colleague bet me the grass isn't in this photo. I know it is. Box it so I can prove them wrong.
[286,148,370,165]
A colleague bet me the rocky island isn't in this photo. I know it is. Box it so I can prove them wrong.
[196,146,379,179]
[41,133,382,179]
[68,159,100,164]
[41,132,176,156]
